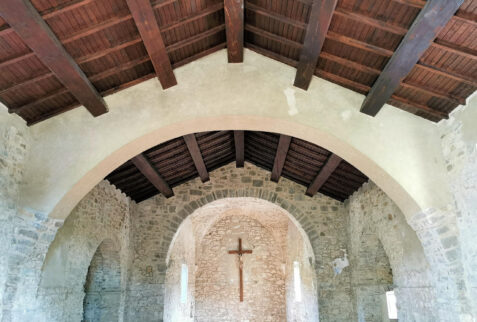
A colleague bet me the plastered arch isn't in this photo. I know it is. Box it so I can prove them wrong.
[19,50,451,223]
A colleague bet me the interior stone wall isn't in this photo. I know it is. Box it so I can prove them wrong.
[346,182,438,321]
[195,214,286,321]
[437,103,477,319]
[164,198,319,322]
[127,162,354,322]
[35,181,131,322]
[83,239,122,322]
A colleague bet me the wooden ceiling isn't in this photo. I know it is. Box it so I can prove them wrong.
[0,0,475,125]
[106,131,369,203]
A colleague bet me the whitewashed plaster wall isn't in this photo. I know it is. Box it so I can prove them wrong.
[15,49,450,224]
[163,218,196,322]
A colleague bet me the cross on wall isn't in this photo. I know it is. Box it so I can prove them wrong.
[228,238,253,302]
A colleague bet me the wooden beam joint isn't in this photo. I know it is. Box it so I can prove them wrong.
[131,153,174,198]
[184,134,210,182]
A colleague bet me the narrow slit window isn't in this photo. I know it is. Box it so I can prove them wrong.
[181,264,188,304]
[386,290,398,319]
[293,261,302,302]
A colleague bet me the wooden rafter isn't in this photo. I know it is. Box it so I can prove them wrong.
[126,0,177,89]
[131,153,174,198]
[294,0,337,90]
[224,0,244,62]
[0,0,108,117]
[306,154,342,197]
[184,134,210,182]
[360,0,464,116]
[271,135,292,182]
[234,131,245,168]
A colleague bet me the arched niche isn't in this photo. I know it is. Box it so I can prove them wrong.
[164,198,319,322]
[83,239,122,322]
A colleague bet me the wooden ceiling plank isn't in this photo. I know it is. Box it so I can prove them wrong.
[306,154,342,197]
[391,0,426,8]
[294,0,337,90]
[11,88,70,113]
[0,0,108,117]
[271,135,292,182]
[167,25,225,52]
[400,81,466,105]
[245,3,306,29]
[416,63,477,88]
[245,43,298,67]
[333,7,408,36]
[224,0,244,62]
[432,40,477,60]
[131,153,174,198]
[126,0,177,89]
[245,25,303,49]
[161,3,224,33]
[320,52,381,75]
[184,134,210,182]
[326,31,394,57]
[234,130,245,168]
[360,0,464,116]
[0,72,54,95]
[390,95,448,119]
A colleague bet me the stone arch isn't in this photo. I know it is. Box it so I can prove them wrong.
[83,238,122,322]
[34,181,130,321]
[164,190,318,266]
[164,197,319,321]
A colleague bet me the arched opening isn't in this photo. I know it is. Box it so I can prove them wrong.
[164,198,319,321]
[82,239,122,322]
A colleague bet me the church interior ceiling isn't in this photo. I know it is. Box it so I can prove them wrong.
[0,0,475,125]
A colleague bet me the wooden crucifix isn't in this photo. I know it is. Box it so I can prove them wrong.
[228,238,252,302]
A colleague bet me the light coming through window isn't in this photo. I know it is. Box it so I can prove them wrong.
[386,290,397,319]
[293,261,302,302]
[181,264,188,304]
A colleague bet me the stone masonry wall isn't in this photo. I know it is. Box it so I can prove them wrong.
[437,103,477,320]
[34,181,131,322]
[127,162,355,322]
[83,239,122,322]
[346,182,438,322]
[195,215,286,321]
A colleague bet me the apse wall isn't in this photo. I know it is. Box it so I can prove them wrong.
[127,162,389,321]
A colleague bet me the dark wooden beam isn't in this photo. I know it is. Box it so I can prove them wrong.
[131,153,174,198]
[234,130,245,167]
[271,135,292,182]
[360,0,464,116]
[126,0,177,89]
[294,0,338,90]
[306,154,342,197]
[224,0,244,62]
[0,0,108,117]
[183,134,209,182]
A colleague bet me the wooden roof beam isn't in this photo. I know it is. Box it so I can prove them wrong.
[271,135,292,182]
[306,154,342,197]
[131,153,174,198]
[224,0,244,62]
[234,131,245,168]
[184,134,210,182]
[0,0,108,117]
[294,0,337,90]
[360,0,464,117]
[126,0,177,89]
